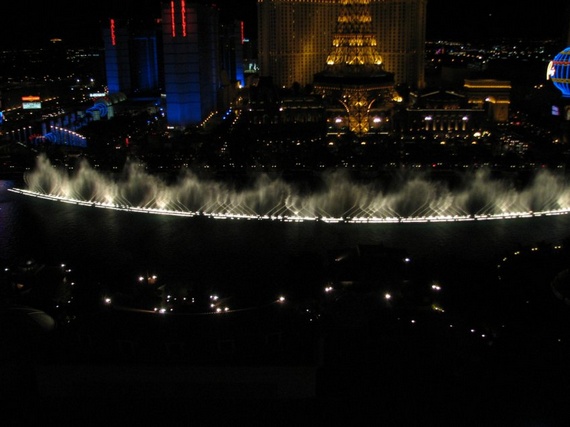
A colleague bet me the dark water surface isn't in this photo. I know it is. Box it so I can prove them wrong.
[4,178,570,425]
[3,177,570,294]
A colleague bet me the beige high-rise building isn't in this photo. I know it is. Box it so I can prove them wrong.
[257,0,427,90]
[372,0,427,90]
[257,0,337,89]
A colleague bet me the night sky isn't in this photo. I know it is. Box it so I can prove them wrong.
[1,0,569,48]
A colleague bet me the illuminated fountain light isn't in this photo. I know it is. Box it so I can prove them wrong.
[12,185,570,223]
[9,154,570,224]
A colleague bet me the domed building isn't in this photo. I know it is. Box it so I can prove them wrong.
[547,46,570,143]
[547,46,570,98]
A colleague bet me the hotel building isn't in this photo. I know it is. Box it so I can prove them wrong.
[257,0,427,90]
[161,0,220,128]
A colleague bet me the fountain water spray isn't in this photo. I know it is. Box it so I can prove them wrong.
[9,154,570,223]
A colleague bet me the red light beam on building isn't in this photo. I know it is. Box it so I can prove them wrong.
[110,19,116,46]
[170,1,176,37]
[181,0,187,37]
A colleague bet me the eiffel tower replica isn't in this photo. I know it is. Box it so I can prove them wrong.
[313,0,396,136]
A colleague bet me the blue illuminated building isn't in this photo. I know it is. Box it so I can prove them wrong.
[100,2,244,129]
[131,29,161,96]
[102,18,162,97]
[161,1,220,128]
[220,19,245,88]
[102,20,131,94]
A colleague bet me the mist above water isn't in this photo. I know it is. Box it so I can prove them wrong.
[20,154,570,221]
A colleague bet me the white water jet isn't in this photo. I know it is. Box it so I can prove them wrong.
[11,154,570,223]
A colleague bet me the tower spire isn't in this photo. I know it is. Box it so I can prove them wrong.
[313,0,397,136]
[325,0,384,74]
